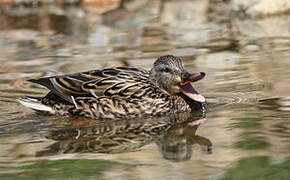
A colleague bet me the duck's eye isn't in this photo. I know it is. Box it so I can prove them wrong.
[161,67,171,73]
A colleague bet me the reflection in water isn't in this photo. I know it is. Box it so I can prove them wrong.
[259,97,290,112]
[156,118,212,161]
[37,113,211,162]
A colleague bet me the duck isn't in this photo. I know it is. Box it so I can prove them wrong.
[18,55,206,119]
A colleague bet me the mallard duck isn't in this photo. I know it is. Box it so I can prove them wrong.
[18,55,206,119]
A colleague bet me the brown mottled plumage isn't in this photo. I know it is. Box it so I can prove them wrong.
[18,55,206,119]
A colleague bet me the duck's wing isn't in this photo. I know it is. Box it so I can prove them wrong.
[29,67,150,103]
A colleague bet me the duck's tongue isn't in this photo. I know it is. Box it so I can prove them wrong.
[180,83,205,103]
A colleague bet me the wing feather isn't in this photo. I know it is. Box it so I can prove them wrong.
[28,67,151,103]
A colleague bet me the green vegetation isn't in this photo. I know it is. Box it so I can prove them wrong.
[229,117,263,129]
[230,117,270,150]
[0,159,130,180]
[222,156,290,180]
[233,134,270,150]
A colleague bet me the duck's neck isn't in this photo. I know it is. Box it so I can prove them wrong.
[168,95,190,112]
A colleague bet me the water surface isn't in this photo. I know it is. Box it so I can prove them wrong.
[0,1,290,179]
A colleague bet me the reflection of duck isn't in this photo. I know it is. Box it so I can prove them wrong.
[18,55,206,119]
[156,118,212,162]
[37,113,212,161]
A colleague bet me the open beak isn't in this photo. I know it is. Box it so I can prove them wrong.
[179,72,206,103]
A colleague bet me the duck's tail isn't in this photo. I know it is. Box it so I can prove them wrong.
[17,97,54,113]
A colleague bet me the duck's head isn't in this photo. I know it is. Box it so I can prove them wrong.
[150,55,206,103]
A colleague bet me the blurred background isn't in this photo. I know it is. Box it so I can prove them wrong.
[0,0,290,179]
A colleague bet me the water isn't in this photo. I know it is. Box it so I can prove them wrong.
[0,0,290,179]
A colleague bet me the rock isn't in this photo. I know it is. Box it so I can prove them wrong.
[232,0,290,16]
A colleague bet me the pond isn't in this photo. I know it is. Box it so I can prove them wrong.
[0,0,290,179]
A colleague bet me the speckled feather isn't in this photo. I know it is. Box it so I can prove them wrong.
[31,66,190,119]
